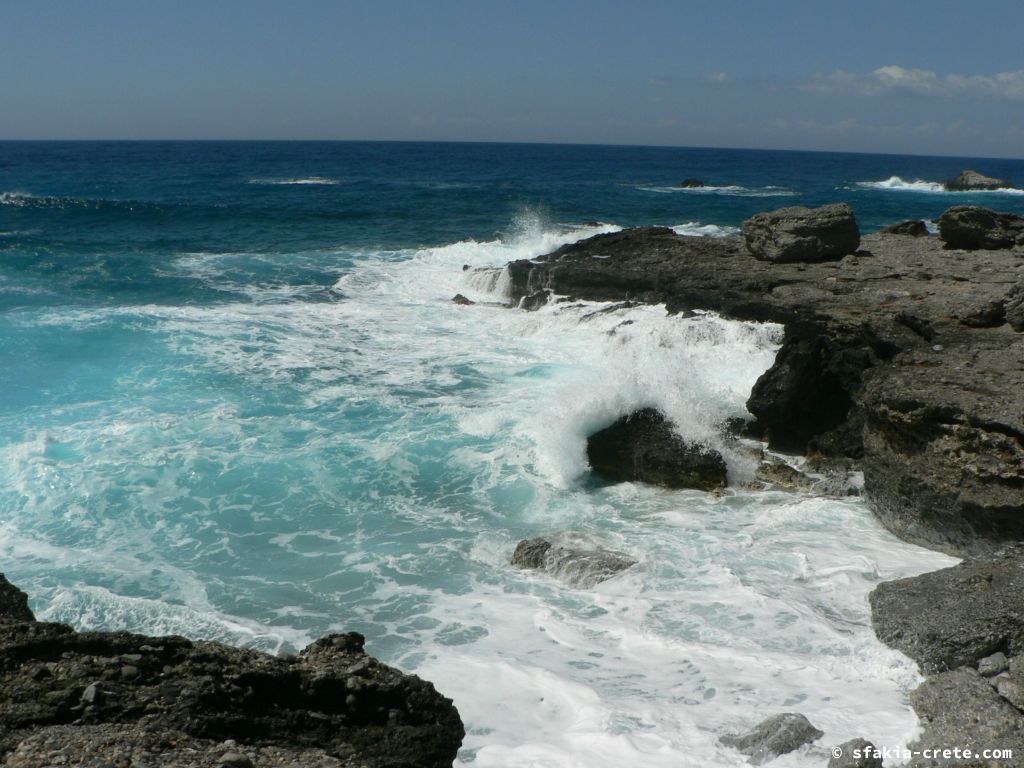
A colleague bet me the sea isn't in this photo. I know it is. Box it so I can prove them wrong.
[2,141,1023,766]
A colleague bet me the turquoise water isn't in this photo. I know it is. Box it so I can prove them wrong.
[2,141,1013,765]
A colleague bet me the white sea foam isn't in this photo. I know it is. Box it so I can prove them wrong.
[0,209,959,768]
[672,221,740,237]
[857,176,1024,194]
[247,177,341,185]
[639,184,797,197]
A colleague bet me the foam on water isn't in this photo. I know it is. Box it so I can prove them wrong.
[0,209,958,767]
[639,184,797,197]
[247,177,342,185]
[857,176,1024,194]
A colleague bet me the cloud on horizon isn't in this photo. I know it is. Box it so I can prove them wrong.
[803,65,1024,101]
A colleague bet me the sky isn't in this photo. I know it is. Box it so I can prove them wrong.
[2,0,1023,157]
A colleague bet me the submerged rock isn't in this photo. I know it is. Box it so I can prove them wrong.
[944,169,1014,191]
[870,546,1024,673]
[938,205,1024,250]
[451,293,475,305]
[678,178,705,188]
[511,536,637,587]
[586,408,727,490]
[0,580,464,768]
[879,219,929,237]
[742,203,860,263]
[719,713,823,765]
[828,738,883,768]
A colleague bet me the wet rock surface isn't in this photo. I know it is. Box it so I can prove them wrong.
[828,738,883,768]
[0,576,463,768]
[586,408,727,490]
[719,712,823,765]
[511,536,637,587]
[503,217,1024,556]
[870,547,1024,674]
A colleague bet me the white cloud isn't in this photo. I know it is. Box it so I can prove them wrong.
[705,70,729,84]
[803,65,1024,100]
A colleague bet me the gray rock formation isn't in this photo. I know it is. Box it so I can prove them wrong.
[938,205,1024,250]
[502,219,1024,556]
[1007,282,1024,332]
[741,203,860,263]
[719,713,823,765]
[828,738,883,768]
[870,547,1024,673]
[0,577,463,768]
[586,408,727,490]
[879,219,929,237]
[944,169,1014,191]
[511,537,637,587]
[906,667,1023,767]
[0,575,35,623]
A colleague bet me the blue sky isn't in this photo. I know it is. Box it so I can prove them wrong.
[2,0,1023,157]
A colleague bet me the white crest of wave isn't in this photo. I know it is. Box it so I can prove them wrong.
[639,184,797,197]
[672,221,740,237]
[248,177,341,185]
[0,191,35,206]
[858,176,1024,195]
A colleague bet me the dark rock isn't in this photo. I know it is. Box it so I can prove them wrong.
[1007,283,1024,332]
[944,169,1014,192]
[754,455,813,491]
[870,547,1024,673]
[0,575,35,623]
[586,408,727,490]
[938,205,1024,250]
[451,293,475,305]
[960,300,1006,328]
[879,219,929,237]
[742,203,860,263]
[511,536,637,587]
[678,178,705,188]
[719,713,823,765]
[828,738,883,768]
[906,667,1024,767]
[518,289,551,311]
[0,587,464,768]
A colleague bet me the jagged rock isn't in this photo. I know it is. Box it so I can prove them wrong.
[517,289,551,311]
[879,219,929,236]
[451,293,475,305]
[938,205,1024,250]
[0,575,35,623]
[944,169,1014,191]
[511,536,637,587]
[719,713,823,765]
[828,738,883,768]
[586,408,727,490]
[754,455,814,490]
[870,546,1024,673]
[742,203,860,263]
[1007,283,1024,332]
[678,178,705,188]
[906,667,1023,767]
[0,583,464,768]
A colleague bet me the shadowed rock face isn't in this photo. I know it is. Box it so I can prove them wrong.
[939,205,1024,250]
[719,713,823,765]
[0,576,464,768]
[742,203,860,263]
[944,169,1015,191]
[502,215,1024,556]
[586,408,727,491]
[879,219,929,237]
[511,537,637,587]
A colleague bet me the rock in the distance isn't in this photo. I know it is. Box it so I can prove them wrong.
[944,169,1014,191]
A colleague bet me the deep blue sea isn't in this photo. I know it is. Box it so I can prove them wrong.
[2,141,1019,766]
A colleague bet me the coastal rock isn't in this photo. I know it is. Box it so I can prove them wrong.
[870,546,1024,674]
[879,219,929,237]
[719,713,823,765]
[451,293,475,305]
[586,408,727,490]
[944,169,1014,191]
[906,667,1023,767]
[938,205,1024,250]
[0,575,35,623]
[1007,282,1024,332]
[754,455,814,491]
[741,203,860,263]
[0,584,464,768]
[678,178,705,188]
[511,536,637,587]
[828,738,883,768]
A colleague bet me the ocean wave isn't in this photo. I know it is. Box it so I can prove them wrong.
[857,176,1024,195]
[638,184,797,197]
[672,222,739,238]
[0,191,35,206]
[247,177,341,186]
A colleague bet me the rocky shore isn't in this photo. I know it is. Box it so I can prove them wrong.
[0,576,464,768]
[496,202,1023,765]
